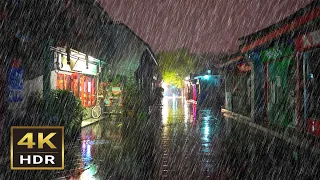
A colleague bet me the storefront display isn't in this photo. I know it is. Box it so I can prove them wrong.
[56,72,96,108]
[259,44,295,126]
[53,47,103,111]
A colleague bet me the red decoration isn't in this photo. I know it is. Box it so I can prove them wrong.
[242,7,320,53]
[308,118,320,136]
[295,29,320,51]
[237,62,251,72]
[11,59,21,68]
[57,73,96,107]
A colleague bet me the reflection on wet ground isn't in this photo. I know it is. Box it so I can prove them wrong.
[4,97,320,179]
[157,97,222,179]
[70,119,123,180]
[70,97,224,179]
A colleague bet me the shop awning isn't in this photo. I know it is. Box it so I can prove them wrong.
[51,47,104,76]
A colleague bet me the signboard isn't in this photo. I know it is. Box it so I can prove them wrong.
[260,45,293,62]
[241,7,320,53]
[9,60,24,102]
[112,87,121,95]
[295,29,320,51]
[59,55,98,76]
[237,61,252,72]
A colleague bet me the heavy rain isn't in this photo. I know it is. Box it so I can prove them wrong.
[1,0,320,179]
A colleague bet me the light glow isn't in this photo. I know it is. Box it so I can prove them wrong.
[162,97,169,125]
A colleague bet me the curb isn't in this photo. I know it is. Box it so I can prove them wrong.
[81,117,106,128]
[221,108,320,153]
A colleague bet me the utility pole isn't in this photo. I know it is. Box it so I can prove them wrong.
[43,39,55,121]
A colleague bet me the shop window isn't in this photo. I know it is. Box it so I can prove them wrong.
[64,75,71,91]
[91,78,96,106]
[57,73,96,108]
[79,75,96,108]
[57,73,64,90]
[267,57,295,126]
[71,73,79,97]
[305,50,320,119]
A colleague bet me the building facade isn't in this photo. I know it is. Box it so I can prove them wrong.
[235,0,320,135]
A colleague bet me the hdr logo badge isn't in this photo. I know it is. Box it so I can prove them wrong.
[10,126,64,170]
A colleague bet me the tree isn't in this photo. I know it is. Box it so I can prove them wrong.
[157,49,196,88]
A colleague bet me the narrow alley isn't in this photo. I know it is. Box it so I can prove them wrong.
[61,96,225,179]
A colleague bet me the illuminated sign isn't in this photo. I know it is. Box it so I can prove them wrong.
[59,54,98,76]
[260,45,293,62]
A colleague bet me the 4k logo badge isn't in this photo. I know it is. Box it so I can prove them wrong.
[11,126,64,170]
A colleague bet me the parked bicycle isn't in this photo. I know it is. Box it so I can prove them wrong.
[92,95,103,118]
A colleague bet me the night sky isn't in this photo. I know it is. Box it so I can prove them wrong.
[100,0,314,53]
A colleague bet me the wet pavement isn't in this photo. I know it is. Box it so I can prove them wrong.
[67,96,225,179]
[156,97,222,179]
[69,96,320,179]
[2,96,320,179]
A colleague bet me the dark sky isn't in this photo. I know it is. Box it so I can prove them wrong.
[100,0,314,53]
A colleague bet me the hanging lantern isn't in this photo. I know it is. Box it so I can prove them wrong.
[85,54,89,69]
[66,46,71,65]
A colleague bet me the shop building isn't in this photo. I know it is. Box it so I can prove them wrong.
[51,47,105,119]
[186,72,224,108]
[238,0,320,135]
[218,53,252,117]
[295,27,320,135]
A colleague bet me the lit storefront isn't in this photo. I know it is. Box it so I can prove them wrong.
[51,47,104,117]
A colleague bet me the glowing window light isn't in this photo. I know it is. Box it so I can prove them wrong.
[88,81,91,93]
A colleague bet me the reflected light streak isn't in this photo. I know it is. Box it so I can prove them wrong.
[162,97,169,125]
[172,96,178,111]
[192,84,197,101]
[204,125,210,136]
[192,103,197,120]
[200,110,213,155]
[192,103,197,126]
[184,98,189,123]
[86,143,91,159]
[80,165,98,180]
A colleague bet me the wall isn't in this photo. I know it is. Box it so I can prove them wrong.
[250,51,265,123]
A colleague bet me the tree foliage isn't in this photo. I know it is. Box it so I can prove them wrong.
[157,49,196,88]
